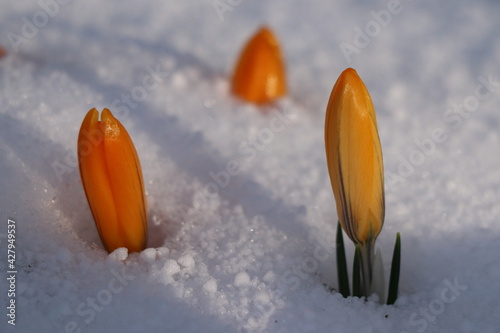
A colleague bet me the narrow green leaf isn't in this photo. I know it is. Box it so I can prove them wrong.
[336,221,350,298]
[387,232,401,305]
[352,244,362,297]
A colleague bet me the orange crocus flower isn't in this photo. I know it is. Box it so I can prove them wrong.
[324,68,385,246]
[231,26,287,104]
[78,108,147,253]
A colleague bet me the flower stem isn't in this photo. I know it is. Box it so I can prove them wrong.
[352,244,362,297]
[359,240,375,297]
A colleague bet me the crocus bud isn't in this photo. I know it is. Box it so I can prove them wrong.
[324,68,385,246]
[231,26,287,104]
[78,108,148,253]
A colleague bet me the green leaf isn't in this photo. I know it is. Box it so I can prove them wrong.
[336,221,350,298]
[387,232,401,305]
[352,244,362,297]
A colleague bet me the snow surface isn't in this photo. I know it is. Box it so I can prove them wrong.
[1,1,500,332]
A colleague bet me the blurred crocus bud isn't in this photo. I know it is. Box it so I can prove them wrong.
[0,46,6,58]
[78,108,148,253]
[324,68,385,246]
[231,26,287,104]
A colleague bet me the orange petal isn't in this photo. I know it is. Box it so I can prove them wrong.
[78,108,147,253]
[231,26,287,104]
[325,68,385,245]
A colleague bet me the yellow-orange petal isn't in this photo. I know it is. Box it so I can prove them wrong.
[231,26,287,104]
[324,68,385,245]
[78,108,147,253]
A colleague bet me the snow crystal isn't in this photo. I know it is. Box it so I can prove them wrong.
[178,254,195,268]
[203,278,218,295]
[107,248,129,262]
[139,248,157,264]
[163,259,181,277]
[234,271,252,288]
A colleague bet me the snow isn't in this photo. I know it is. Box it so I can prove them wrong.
[1,0,500,332]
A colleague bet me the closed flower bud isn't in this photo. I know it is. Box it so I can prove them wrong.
[78,108,148,253]
[231,26,287,104]
[325,68,385,246]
